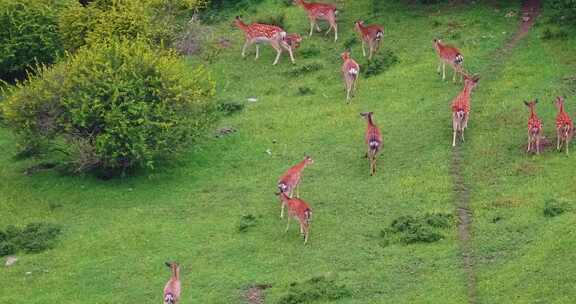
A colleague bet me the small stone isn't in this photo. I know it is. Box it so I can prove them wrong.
[247,97,258,103]
[265,149,272,155]
[25,271,32,275]
[5,256,18,267]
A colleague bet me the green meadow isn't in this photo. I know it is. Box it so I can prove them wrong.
[1,0,575,303]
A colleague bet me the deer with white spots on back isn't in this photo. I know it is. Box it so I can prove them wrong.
[234,16,297,65]
[433,39,464,83]
[355,20,384,60]
[361,112,382,176]
[277,156,314,218]
[451,74,480,147]
[555,96,573,154]
[524,99,543,154]
[294,0,338,41]
[163,262,181,304]
[341,51,360,103]
[277,192,312,245]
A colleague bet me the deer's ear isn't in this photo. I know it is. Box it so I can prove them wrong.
[165,262,171,267]
[535,98,539,104]
[523,100,529,106]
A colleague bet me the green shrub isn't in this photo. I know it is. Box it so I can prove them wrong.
[238,214,257,232]
[58,3,101,52]
[296,87,314,96]
[0,223,62,257]
[218,102,245,115]
[2,40,216,174]
[362,49,399,78]
[0,0,73,82]
[547,0,576,27]
[277,276,352,304]
[381,213,453,245]
[285,63,324,77]
[543,199,566,217]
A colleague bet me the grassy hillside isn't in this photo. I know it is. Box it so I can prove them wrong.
[1,0,575,303]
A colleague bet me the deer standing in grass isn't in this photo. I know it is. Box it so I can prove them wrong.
[433,39,464,83]
[163,262,181,304]
[361,112,382,176]
[341,51,360,103]
[451,74,480,147]
[277,192,312,245]
[234,16,297,65]
[277,156,314,218]
[354,20,384,60]
[524,99,543,154]
[555,96,572,154]
[294,0,338,41]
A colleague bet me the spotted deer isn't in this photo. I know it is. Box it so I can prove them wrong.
[451,74,480,147]
[294,0,338,41]
[163,262,181,304]
[341,51,360,103]
[433,39,464,83]
[524,99,543,154]
[354,20,384,60]
[234,16,296,65]
[360,112,383,176]
[277,156,314,218]
[555,96,573,154]
[277,192,312,245]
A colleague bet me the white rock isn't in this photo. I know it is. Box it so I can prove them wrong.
[5,256,17,267]
[247,97,258,103]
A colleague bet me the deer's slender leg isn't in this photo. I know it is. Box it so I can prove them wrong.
[557,131,561,150]
[437,61,441,74]
[442,63,446,81]
[255,44,260,60]
[280,202,285,218]
[241,40,250,57]
[361,40,366,57]
[536,136,540,154]
[453,130,457,147]
[309,21,315,37]
[285,216,291,232]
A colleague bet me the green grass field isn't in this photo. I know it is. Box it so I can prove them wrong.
[1,0,575,303]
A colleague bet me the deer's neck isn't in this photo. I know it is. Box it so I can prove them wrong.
[172,267,179,281]
[235,20,248,31]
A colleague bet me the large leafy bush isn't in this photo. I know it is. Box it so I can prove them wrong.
[2,40,216,174]
[0,0,73,82]
[547,0,576,26]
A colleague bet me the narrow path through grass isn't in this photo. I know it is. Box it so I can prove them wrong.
[452,1,541,303]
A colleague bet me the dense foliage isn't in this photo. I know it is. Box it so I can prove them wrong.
[0,0,73,82]
[547,0,576,26]
[2,40,216,174]
[0,223,62,256]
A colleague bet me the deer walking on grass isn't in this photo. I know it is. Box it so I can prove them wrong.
[277,156,314,218]
[360,112,382,176]
[451,74,480,147]
[277,192,312,245]
[433,39,464,83]
[234,16,299,65]
[341,51,360,103]
[555,96,573,154]
[354,20,384,60]
[524,99,543,154]
[163,262,181,304]
[294,0,338,41]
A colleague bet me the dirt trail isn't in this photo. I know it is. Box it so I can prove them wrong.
[451,1,540,303]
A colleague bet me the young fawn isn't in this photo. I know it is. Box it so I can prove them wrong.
[234,16,296,65]
[341,51,360,103]
[555,96,573,154]
[163,262,181,304]
[360,112,382,176]
[451,74,480,147]
[294,0,338,41]
[433,39,464,83]
[277,156,314,218]
[354,20,384,60]
[524,99,543,154]
[277,192,312,245]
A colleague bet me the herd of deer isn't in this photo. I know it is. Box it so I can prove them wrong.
[162,1,573,302]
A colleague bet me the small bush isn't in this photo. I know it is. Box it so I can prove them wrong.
[299,47,321,59]
[381,213,453,245]
[238,214,257,232]
[547,0,576,27]
[0,0,73,82]
[285,63,323,77]
[277,276,352,304]
[343,37,359,50]
[541,28,569,40]
[543,199,566,217]
[174,17,212,56]
[296,87,314,96]
[363,49,399,78]
[2,40,216,175]
[0,223,62,257]
[218,102,245,115]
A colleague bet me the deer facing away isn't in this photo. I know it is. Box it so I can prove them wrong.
[341,51,360,103]
[433,39,464,83]
[451,74,480,147]
[277,192,312,245]
[360,112,383,176]
[355,20,384,60]
[524,99,543,154]
[277,156,314,218]
[555,96,573,154]
[163,262,181,304]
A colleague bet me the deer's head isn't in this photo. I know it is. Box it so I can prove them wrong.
[524,99,539,112]
[555,96,566,110]
[463,74,480,91]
